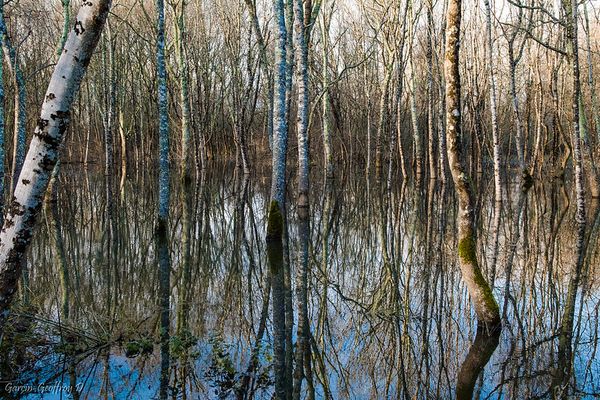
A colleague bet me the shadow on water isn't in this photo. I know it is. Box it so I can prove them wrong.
[0,163,598,399]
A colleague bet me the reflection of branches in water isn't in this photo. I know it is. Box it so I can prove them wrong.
[2,166,596,398]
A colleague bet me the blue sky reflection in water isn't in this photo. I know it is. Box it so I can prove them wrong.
[1,166,598,399]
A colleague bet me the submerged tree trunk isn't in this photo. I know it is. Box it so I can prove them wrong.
[155,0,171,397]
[554,0,587,393]
[268,1,290,398]
[444,0,501,329]
[292,0,312,397]
[0,0,111,329]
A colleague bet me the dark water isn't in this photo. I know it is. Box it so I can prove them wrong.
[1,163,599,399]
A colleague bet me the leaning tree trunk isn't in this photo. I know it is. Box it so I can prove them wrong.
[0,26,4,221]
[444,0,501,330]
[0,0,111,329]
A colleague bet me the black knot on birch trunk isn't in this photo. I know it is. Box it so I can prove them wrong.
[74,20,85,35]
[40,153,58,172]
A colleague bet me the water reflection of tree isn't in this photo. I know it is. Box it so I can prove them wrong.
[1,167,594,398]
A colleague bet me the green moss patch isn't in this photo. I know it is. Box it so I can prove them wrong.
[266,200,284,241]
[124,337,153,358]
[458,236,477,265]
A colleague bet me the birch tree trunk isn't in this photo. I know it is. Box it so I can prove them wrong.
[175,0,192,179]
[321,6,333,179]
[244,0,275,151]
[483,0,502,284]
[268,1,290,398]
[437,8,449,184]
[508,53,527,179]
[409,61,422,179]
[374,66,392,181]
[156,0,170,225]
[294,2,309,210]
[584,4,600,143]
[391,0,409,184]
[292,0,311,397]
[505,13,532,184]
[444,0,501,329]
[155,0,171,397]
[103,23,116,221]
[426,0,436,180]
[0,27,4,221]
[554,0,588,390]
[285,0,294,128]
[408,0,423,180]
[0,0,111,327]
[0,5,26,194]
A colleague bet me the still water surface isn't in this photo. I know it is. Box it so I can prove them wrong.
[1,164,599,399]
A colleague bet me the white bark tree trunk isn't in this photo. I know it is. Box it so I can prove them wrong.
[0,0,111,325]
[175,0,192,179]
[268,1,289,398]
[0,6,26,194]
[483,0,502,284]
[292,0,310,397]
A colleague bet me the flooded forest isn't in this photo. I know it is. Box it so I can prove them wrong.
[0,0,598,398]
